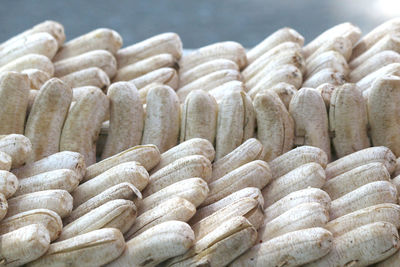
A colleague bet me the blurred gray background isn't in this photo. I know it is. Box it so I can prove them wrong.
[0,0,399,48]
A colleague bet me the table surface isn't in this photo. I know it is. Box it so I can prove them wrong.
[0,0,399,49]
